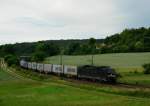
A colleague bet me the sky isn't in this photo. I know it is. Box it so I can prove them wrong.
[0,0,150,44]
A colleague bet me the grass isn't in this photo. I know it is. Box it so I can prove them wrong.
[0,68,17,81]
[119,72,150,85]
[44,52,150,85]
[45,52,150,68]
[0,68,150,106]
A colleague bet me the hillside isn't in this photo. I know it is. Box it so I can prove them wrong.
[1,67,150,106]
[0,27,150,57]
[104,27,150,53]
[0,39,104,56]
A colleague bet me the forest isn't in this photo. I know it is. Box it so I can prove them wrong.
[0,27,150,58]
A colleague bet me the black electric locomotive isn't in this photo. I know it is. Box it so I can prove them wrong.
[77,65,117,83]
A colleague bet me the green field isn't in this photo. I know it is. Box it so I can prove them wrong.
[0,67,150,106]
[45,52,150,84]
[45,52,150,68]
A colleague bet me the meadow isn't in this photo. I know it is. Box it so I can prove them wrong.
[44,52,150,85]
[0,67,150,106]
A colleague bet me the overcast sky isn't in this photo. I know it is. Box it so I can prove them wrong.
[0,0,150,44]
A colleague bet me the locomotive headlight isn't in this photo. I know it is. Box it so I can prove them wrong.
[108,74,116,78]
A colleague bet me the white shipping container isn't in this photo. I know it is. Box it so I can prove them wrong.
[44,64,52,73]
[52,64,63,73]
[28,62,32,69]
[37,63,44,72]
[64,65,77,76]
[32,62,37,70]
[20,60,27,67]
[20,60,24,67]
[23,61,28,68]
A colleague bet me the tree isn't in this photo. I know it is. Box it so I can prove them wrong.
[0,44,15,56]
[80,44,91,54]
[35,42,60,56]
[88,38,97,54]
[4,55,19,66]
[89,38,96,46]
[31,42,60,62]
[134,41,144,52]
[31,51,47,62]
[143,28,150,51]
[143,63,150,74]
[64,43,81,55]
[88,38,97,65]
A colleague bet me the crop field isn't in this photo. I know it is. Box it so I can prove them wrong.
[0,67,150,106]
[45,52,150,85]
[45,52,150,68]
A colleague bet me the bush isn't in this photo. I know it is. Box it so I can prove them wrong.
[143,63,150,74]
[134,69,138,74]
[31,51,47,62]
[4,55,19,66]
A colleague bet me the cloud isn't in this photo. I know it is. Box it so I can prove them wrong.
[0,0,149,44]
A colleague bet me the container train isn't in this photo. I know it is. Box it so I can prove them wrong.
[20,60,117,83]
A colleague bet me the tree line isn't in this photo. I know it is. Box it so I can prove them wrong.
[0,27,150,60]
[103,27,150,53]
[64,27,150,54]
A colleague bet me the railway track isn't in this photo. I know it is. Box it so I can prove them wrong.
[1,58,150,89]
[0,58,34,81]
[117,82,150,89]
[63,77,150,89]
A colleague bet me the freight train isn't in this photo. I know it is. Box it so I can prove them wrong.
[20,60,117,83]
